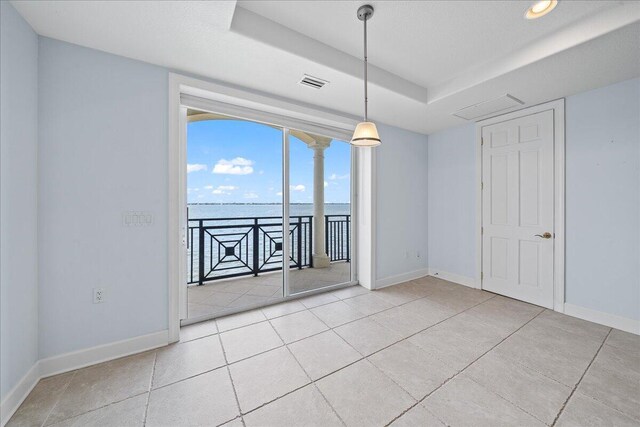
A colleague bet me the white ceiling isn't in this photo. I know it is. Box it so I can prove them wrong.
[11,0,640,134]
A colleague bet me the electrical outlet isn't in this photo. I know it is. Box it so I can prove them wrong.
[93,288,106,304]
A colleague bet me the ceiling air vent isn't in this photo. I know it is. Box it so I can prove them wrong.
[453,94,524,120]
[299,74,329,89]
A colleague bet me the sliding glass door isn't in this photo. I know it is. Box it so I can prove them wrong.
[184,108,354,321]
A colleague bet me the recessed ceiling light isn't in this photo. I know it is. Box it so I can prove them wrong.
[525,0,558,19]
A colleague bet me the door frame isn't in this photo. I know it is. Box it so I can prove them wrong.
[168,72,371,342]
[475,99,565,312]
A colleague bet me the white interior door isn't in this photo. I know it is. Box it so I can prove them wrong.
[481,109,555,308]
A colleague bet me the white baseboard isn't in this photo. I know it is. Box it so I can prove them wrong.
[1,330,169,427]
[564,304,639,335]
[375,268,430,289]
[427,268,478,289]
[39,330,169,378]
[1,362,40,427]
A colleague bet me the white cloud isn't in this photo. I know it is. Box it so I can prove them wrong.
[204,185,214,190]
[213,157,254,175]
[276,191,283,196]
[212,185,238,195]
[329,173,349,180]
[187,187,200,193]
[290,184,305,192]
[187,164,207,173]
[244,192,259,199]
[324,181,328,187]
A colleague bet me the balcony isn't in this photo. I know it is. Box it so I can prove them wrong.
[187,214,351,320]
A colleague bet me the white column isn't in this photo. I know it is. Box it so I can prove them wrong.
[310,140,331,268]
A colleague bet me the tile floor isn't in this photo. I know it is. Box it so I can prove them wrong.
[187,262,351,320]
[9,276,640,427]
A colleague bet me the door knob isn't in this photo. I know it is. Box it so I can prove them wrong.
[535,232,552,239]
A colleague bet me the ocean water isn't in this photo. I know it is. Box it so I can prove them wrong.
[187,203,351,219]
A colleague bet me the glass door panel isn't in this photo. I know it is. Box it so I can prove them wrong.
[185,111,283,320]
[288,132,352,294]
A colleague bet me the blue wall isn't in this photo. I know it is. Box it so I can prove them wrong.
[566,78,640,320]
[0,1,39,400]
[427,123,476,280]
[38,38,169,358]
[376,124,429,282]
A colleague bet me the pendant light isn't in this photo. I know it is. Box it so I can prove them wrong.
[350,4,381,147]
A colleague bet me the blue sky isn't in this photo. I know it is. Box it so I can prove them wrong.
[187,119,351,204]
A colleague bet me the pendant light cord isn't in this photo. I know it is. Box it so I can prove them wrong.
[363,15,368,122]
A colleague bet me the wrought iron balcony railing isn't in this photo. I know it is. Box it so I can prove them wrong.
[187,214,350,285]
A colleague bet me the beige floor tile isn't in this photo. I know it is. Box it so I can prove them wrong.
[46,394,147,427]
[389,403,445,427]
[261,300,306,319]
[219,281,260,294]
[464,296,543,335]
[368,341,457,400]
[401,298,457,325]
[152,335,226,388]
[596,343,640,377]
[494,333,593,387]
[422,287,492,312]
[532,310,611,342]
[200,290,244,307]
[146,368,238,427]
[517,321,604,359]
[393,280,434,298]
[556,392,639,427]
[578,361,640,420]
[372,286,423,306]
[179,319,218,342]
[221,417,244,427]
[407,314,503,370]
[465,352,572,424]
[229,346,310,412]
[46,352,155,424]
[7,372,75,427]
[342,293,394,316]
[243,384,342,427]
[245,284,281,297]
[310,300,366,328]
[299,292,340,309]
[187,285,218,303]
[331,285,370,300]
[288,330,361,380]
[424,375,545,427]
[220,321,282,363]
[334,317,402,356]
[269,310,329,343]
[370,305,441,338]
[216,309,266,332]
[411,276,452,291]
[606,329,640,354]
[316,360,415,427]
[227,294,272,309]
[188,302,222,319]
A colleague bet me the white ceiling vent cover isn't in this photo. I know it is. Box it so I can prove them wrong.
[453,94,524,120]
[299,74,329,89]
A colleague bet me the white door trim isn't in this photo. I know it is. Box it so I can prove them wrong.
[168,72,371,341]
[475,99,565,312]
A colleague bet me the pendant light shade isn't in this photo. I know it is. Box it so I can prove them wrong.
[351,121,381,147]
[351,5,381,147]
